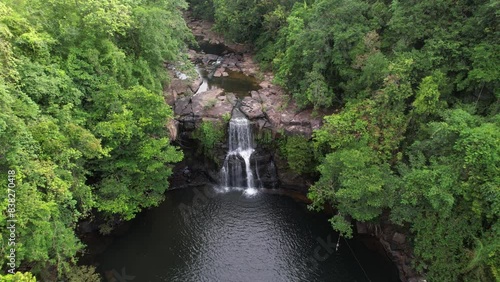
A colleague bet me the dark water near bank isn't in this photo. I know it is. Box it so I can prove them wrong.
[209,70,260,97]
[96,186,399,282]
[194,39,227,56]
[197,68,260,97]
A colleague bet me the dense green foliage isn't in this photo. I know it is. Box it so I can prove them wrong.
[193,120,226,163]
[279,135,317,175]
[0,0,191,279]
[0,272,36,282]
[190,0,499,281]
[188,0,216,21]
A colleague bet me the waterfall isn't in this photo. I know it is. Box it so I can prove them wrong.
[220,112,258,194]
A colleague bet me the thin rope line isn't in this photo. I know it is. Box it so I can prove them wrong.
[343,237,372,282]
[336,233,341,251]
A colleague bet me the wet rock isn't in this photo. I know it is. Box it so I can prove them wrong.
[250,90,262,102]
[265,108,281,128]
[191,88,221,110]
[284,125,312,136]
[408,277,427,282]
[169,141,223,189]
[189,76,203,93]
[205,54,219,62]
[174,97,193,117]
[252,152,279,189]
[187,49,198,60]
[256,119,268,131]
[164,90,176,107]
[392,232,406,244]
[240,97,264,120]
[213,68,224,77]
[168,76,194,96]
[356,222,368,234]
[280,112,296,125]
[259,81,271,89]
[174,87,233,123]
[177,115,198,132]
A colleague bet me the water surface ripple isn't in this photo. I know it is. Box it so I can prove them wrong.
[97,187,400,282]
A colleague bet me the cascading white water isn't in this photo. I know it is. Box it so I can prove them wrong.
[194,66,208,95]
[221,114,257,194]
[194,57,223,95]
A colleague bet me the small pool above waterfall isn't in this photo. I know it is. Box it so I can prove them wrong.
[211,70,260,98]
[192,36,228,56]
[195,67,260,98]
[192,40,261,98]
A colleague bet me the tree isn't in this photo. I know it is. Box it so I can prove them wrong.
[1,0,189,278]
[91,86,183,220]
[0,272,37,282]
[392,109,499,281]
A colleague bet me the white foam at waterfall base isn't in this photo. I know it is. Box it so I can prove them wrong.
[243,187,258,196]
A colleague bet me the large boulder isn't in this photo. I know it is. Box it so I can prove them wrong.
[240,96,264,120]
[175,88,237,124]
[189,76,204,94]
[213,68,224,77]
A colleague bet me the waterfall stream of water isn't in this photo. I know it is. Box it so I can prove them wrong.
[220,113,259,194]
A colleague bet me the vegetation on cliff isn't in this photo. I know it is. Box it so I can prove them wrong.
[188,0,499,281]
[0,0,190,280]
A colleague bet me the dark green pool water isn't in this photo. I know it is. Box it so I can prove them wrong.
[96,186,400,282]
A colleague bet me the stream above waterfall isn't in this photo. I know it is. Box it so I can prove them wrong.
[191,39,261,98]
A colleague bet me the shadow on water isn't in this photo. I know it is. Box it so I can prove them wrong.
[192,36,229,56]
[197,67,260,98]
[191,37,260,98]
[209,70,260,98]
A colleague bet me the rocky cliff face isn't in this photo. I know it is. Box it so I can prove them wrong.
[355,221,427,282]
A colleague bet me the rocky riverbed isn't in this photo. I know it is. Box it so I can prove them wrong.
[165,16,332,139]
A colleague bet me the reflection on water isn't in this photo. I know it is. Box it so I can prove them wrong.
[193,37,228,56]
[196,67,260,98]
[192,39,260,98]
[209,70,260,98]
[96,186,400,282]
